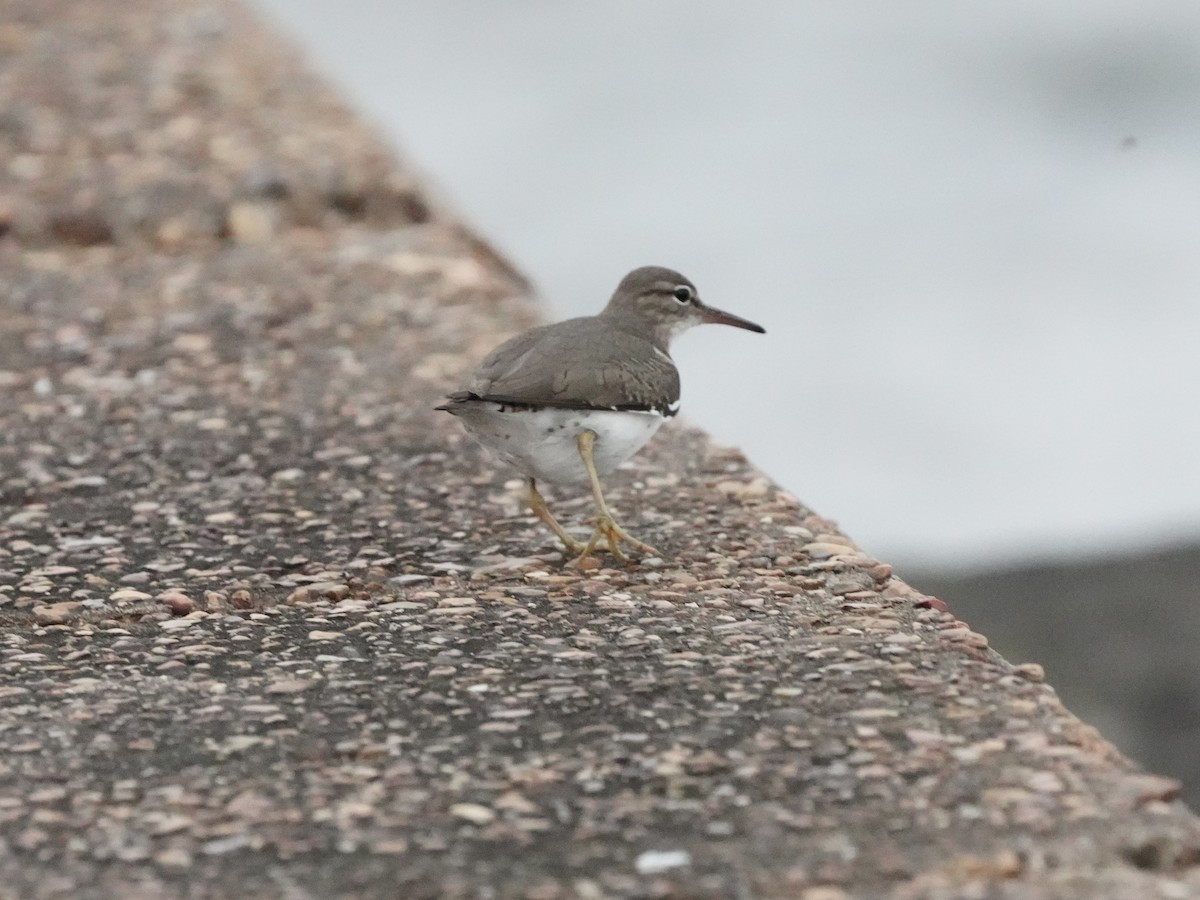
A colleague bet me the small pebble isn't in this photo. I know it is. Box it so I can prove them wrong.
[634,849,691,875]
[159,590,194,616]
[450,803,495,825]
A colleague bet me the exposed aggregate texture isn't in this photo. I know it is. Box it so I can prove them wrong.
[1,1,1198,898]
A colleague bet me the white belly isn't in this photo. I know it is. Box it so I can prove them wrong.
[452,404,666,484]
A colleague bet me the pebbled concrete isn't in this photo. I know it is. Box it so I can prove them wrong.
[1,2,1197,898]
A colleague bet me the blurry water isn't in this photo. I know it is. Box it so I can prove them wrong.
[253,1,1200,567]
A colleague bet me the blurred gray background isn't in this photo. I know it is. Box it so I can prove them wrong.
[251,1,1200,805]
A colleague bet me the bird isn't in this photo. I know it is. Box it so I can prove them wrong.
[437,265,765,563]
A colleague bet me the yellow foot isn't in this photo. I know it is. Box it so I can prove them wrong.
[570,514,660,566]
[556,534,588,558]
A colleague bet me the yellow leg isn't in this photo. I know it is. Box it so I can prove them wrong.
[574,430,660,563]
[528,478,586,555]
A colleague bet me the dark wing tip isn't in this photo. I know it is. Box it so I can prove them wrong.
[435,390,481,413]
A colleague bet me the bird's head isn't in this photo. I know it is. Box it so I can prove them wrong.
[602,265,765,350]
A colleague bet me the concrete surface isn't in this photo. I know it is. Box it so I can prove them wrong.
[0,2,1197,898]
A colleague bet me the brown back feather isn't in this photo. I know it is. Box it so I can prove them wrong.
[458,317,679,413]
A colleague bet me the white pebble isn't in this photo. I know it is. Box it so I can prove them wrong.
[635,849,691,875]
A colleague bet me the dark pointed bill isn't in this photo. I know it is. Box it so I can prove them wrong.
[697,303,766,334]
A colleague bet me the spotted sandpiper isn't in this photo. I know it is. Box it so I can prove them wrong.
[437,266,765,563]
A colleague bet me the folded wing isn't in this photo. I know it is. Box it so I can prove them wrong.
[450,317,680,415]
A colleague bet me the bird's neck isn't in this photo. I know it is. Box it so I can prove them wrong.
[599,307,680,354]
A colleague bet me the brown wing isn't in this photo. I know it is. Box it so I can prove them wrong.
[452,317,679,414]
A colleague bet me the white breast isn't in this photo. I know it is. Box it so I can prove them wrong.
[452,404,666,484]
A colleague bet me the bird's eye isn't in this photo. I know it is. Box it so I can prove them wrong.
[672,285,693,303]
